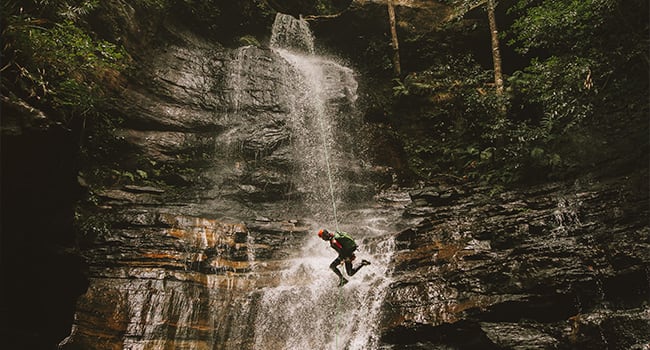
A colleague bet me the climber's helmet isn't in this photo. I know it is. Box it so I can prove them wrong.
[318,229,331,240]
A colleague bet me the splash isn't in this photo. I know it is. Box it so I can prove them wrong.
[253,229,395,349]
[552,195,582,235]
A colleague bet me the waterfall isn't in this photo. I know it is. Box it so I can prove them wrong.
[270,13,358,223]
[250,13,399,350]
[253,232,396,350]
[270,13,315,54]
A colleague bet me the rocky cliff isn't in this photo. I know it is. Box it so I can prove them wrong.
[55,2,387,348]
[2,1,648,349]
[382,174,649,349]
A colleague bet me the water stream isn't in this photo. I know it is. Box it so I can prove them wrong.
[249,13,402,349]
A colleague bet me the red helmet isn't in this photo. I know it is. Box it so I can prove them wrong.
[318,229,330,240]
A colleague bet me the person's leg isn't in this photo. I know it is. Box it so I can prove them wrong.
[329,257,344,279]
[342,253,357,275]
[330,257,348,286]
[344,259,354,275]
[349,259,371,276]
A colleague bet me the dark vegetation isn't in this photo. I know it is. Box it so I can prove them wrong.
[4,0,646,190]
[0,0,648,346]
[386,0,649,187]
[316,0,648,187]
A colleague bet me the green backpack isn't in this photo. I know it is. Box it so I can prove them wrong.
[334,231,357,251]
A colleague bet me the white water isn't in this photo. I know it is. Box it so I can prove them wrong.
[270,14,358,223]
[253,224,396,350]
[251,13,400,349]
[270,13,315,54]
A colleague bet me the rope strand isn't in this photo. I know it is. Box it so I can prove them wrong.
[336,282,343,349]
[317,114,340,231]
[316,112,342,349]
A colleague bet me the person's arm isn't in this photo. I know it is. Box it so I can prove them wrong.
[330,238,343,252]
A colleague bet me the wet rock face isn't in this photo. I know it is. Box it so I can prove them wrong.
[104,30,292,217]
[380,175,650,349]
[62,207,311,349]
[63,7,365,349]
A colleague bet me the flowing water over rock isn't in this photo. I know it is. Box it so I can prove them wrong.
[251,13,401,349]
[270,15,358,222]
[58,10,649,350]
[62,12,407,350]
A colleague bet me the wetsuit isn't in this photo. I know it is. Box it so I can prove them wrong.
[328,231,363,278]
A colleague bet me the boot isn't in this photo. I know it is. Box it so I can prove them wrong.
[338,277,349,287]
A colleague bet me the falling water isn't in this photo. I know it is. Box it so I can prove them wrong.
[270,13,315,54]
[228,45,253,116]
[270,13,358,223]
[250,13,398,349]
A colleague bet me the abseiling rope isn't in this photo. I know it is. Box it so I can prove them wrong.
[317,115,340,232]
[316,112,343,349]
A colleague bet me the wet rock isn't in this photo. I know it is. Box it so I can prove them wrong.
[408,185,464,206]
[241,124,290,157]
[59,268,257,350]
[480,322,559,349]
[161,173,193,186]
[565,307,650,350]
[0,95,52,135]
[96,189,147,204]
[381,175,650,349]
[123,185,165,194]
[116,129,217,162]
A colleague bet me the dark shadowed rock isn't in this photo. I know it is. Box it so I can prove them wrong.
[381,175,650,348]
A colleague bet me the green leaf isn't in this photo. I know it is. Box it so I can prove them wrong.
[530,147,545,159]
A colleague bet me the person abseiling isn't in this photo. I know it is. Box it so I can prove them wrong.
[318,229,371,286]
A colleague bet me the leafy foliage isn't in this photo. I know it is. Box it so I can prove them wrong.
[170,0,273,45]
[391,0,648,186]
[1,1,129,122]
[504,0,649,180]
[507,0,615,54]
[509,55,595,135]
[392,55,510,181]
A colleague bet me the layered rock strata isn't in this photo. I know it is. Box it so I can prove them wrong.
[381,174,650,349]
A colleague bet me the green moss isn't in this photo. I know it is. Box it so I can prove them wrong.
[238,35,261,47]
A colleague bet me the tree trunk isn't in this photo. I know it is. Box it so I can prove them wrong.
[387,0,401,78]
[487,0,503,95]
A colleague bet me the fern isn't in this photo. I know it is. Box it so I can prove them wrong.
[58,0,98,20]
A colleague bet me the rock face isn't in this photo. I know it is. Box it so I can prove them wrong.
[3,1,648,349]
[61,210,313,350]
[381,174,650,349]
[62,8,376,350]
